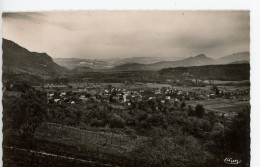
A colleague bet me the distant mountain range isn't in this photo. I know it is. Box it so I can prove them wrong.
[54,56,186,69]
[217,52,250,64]
[2,38,69,76]
[2,39,250,76]
[54,52,249,71]
[117,56,186,64]
[113,52,250,71]
[54,58,114,69]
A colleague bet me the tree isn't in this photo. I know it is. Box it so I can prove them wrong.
[138,100,145,110]
[109,95,116,103]
[147,113,168,128]
[109,114,126,128]
[226,106,250,164]
[8,90,47,139]
[207,111,216,127]
[212,85,219,96]
[180,102,186,111]
[210,122,225,148]
[90,119,105,127]
[188,105,192,113]
[195,104,205,118]
[132,133,212,167]
[148,99,158,110]
[106,104,113,112]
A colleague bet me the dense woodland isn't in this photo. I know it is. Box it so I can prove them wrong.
[158,63,250,81]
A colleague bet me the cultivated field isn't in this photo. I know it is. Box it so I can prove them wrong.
[186,98,250,117]
[35,122,147,157]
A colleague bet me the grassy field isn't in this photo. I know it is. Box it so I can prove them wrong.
[3,137,144,167]
[3,122,148,167]
[203,80,250,84]
[65,82,172,90]
[35,122,147,156]
[186,97,250,116]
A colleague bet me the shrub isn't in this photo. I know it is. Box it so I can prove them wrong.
[90,119,105,127]
[109,114,126,128]
[147,113,168,128]
[195,104,205,118]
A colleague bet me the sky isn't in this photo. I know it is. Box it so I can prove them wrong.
[2,11,250,59]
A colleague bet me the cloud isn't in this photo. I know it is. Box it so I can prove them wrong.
[2,11,250,59]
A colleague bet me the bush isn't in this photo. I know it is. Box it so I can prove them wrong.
[90,119,105,127]
[79,122,88,129]
[195,104,205,118]
[124,128,135,135]
[109,114,126,128]
[147,113,168,128]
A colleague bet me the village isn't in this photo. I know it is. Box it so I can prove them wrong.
[31,81,250,117]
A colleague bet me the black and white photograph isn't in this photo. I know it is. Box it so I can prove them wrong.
[1,10,251,167]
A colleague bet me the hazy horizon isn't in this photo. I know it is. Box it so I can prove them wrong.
[2,11,250,59]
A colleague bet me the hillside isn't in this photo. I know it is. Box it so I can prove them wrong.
[217,52,249,64]
[158,63,250,81]
[55,52,250,71]
[71,66,93,73]
[228,60,249,64]
[54,58,115,69]
[147,54,216,70]
[2,39,69,76]
[120,56,186,64]
[113,63,147,71]
[54,56,186,69]
[114,54,216,71]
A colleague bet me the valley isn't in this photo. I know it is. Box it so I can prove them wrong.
[2,39,250,167]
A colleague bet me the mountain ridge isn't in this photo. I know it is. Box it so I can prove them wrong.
[217,52,249,64]
[113,52,249,71]
[3,38,250,73]
[2,38,69,76]
[114,54,216,70]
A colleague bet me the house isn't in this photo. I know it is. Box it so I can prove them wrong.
[165,96,171,100]
[174,98,180,102]
[209,93,216,98]
[60,92,66,96]
[79,95,88,101]
[149,97,156,100]
[155,89,161,94]
[54,99,61,103]
[123,94,127,103]
[48,93,54,98]
[80,95,85,98]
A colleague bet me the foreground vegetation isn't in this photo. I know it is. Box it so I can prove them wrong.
[2,80,250,167]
